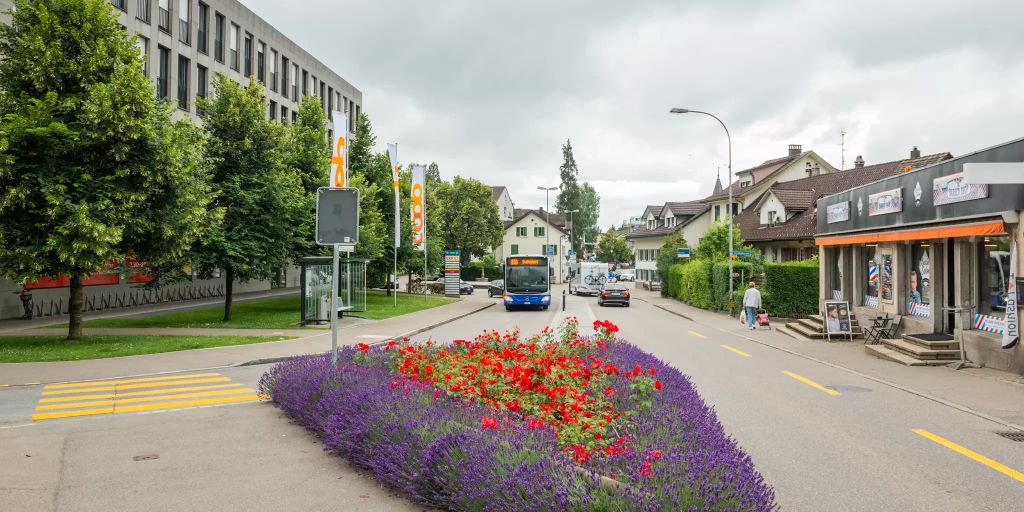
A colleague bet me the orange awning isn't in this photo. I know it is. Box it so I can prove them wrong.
[816,220,1006,246]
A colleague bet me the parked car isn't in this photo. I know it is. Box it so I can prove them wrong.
[598,282,630,307]
[459,280,475,295]
[617,270,635,282]
[487,279,505,297]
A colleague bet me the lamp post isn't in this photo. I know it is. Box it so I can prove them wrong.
[538,185,559,281]
[565,209,580,258]
[670,108,735,305]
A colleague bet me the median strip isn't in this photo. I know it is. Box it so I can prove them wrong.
[720,345,751,357]
[912,429,1024,484]
[782,370,841,396]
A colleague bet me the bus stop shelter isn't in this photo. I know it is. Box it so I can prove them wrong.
[299,256,369,326]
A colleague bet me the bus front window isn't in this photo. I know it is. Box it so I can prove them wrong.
[506,266,548,293]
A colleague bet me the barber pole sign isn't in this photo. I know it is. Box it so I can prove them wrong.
[1003,241,1018,349]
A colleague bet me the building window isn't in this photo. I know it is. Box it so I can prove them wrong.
[714,205,721,221]
[327,86,333,113]
[355,104,361,122]
[511,244,519,255]
[978,236,1011,317]
[516,227,527,237]
[256,41,265,83]
[196,64,207,115]
[197,3,208,53]
[243,32,253,77]
[269,50,278,92]
[291,111,297,123]
[909,242,931,309]
[291,63,298,100]
[112,0,126,11]
[214,12,224,62]
[229,23,239,70]
[135,36,148,77]
[280,106,288,124]
[301,69,308,96]
[156,45,170,100]
[158,0,171,34]
[177,0,189,44]
[534,227,545,237]
[280,56,288,95]
[269,100,277,120]
[320,82,326,111]
[136,0,150,23]
[732,202,740,216]
[348,99,354,129]
[177,55,190,111]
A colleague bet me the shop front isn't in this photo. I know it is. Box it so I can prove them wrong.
[815,137,1024,374]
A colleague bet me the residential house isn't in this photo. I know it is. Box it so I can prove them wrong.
[495,209,572,283]
[735,148,953,262]
[490,186,515,222]
[626,200,709,282]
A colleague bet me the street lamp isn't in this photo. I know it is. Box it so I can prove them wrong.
[538,185,559,281]
[670,108,735,305]
[564,209,580,258]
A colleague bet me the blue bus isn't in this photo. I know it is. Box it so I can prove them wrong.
[503,256,551,310]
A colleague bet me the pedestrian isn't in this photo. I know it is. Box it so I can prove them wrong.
[18,285,33,320]
[743,281,761,330]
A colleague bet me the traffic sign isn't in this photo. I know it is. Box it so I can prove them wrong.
[568,250,577,257]
[546,246,555,256]
[316,187,360,246]
[731,250,752,256]
[677,248,691,258]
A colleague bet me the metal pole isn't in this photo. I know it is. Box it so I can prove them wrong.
[545,191,550,278]
[330,243,340,364]
[393,247,398,307]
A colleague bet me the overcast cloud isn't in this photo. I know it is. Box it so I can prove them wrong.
[247,0,1024,228]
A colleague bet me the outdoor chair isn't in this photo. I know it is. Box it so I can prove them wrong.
[864,314,902,345]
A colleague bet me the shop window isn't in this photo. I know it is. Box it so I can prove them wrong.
[829,248,841,297]
[908,242,931,316]
[865,245,878,307]
[978,236,1011,317]
[879,250,894,303]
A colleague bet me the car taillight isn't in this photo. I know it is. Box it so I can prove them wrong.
[624,291,630,297]
[601,291,608,296]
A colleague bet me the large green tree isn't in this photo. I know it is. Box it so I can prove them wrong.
[555,140,599,251]
[694,219,751,261]
[0,0,215,340]
[577,182,601,249]
[283,96,329,260]
[194,75,304,320]
[596,232,632,264]
[433,176,504,267]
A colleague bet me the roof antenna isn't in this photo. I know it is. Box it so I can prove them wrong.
[840,129,846,171]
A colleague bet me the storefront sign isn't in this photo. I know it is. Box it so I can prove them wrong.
[908,302,930,318]
[1003,242,1018,349]
[933,172,988,206]
[974,314,1006,335]
[824,301,852,335]
[868,188,903,216]
[865,295,879,308]
[826,201,850,223]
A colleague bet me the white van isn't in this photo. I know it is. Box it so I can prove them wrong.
[570,262,608,296]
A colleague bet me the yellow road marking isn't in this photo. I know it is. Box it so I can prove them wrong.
[782,371,841,396]
[31,395,260,421]
[913,429,1024,484]
[34,388,258,411]
[721,345,751,357]
[687,330,706,339]
[38,383,245,403]
[41,377,231,396]
[24,382,41,386]
[0,384,8,388]
[45,372,221,390]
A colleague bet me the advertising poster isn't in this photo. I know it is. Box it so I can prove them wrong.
[824,301,853,334]
[880,251,894,303]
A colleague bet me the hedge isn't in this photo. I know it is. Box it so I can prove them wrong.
[763,260,819,318]
[712,261,753,312]
[667,263,686,299]
[679,259,714,309]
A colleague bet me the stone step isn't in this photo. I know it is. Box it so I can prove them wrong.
[902,334,960,351]
[796,318,864,335]
[807,315,862,327]
[864,344,947,366]
[778,324,814,342]
[785,320,864,340]
[881,338,961,360]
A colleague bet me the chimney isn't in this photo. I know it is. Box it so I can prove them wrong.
[854,155,865,169]
[788,144,802,157]
[910,146,921,159]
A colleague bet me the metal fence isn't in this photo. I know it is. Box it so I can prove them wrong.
[31,284,225,318]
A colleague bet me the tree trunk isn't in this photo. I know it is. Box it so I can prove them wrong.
[68,275,84,341]
[223,266,234,321]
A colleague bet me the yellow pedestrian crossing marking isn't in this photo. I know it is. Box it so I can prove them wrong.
[31,372,259,421]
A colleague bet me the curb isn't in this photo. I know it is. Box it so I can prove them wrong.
[237,301,496,367]
[635,297,693,322]
[650,303,1024,433]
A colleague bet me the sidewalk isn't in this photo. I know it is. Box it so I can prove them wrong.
[0,299,493,386]
[635,287,1024,430]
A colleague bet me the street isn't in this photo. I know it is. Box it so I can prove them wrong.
[2,285,1023,511]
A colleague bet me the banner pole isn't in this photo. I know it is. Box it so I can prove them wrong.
[331,243,340,364]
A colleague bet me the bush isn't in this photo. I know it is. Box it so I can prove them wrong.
[680,259,714,309]
[712,261,753,312]
[666,263,687,299]
[461,260,502,281]
[763,260,819,318]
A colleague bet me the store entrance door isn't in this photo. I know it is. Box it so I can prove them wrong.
[945,239,956,335]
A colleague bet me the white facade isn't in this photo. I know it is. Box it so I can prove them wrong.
[495,212,571,283]
[494,187,515,222]
[631,237,663,282]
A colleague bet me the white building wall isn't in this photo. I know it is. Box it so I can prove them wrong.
[679,211,712,248]
[631,237,664,282]
[759,192,786,225]
[496,189,515,221]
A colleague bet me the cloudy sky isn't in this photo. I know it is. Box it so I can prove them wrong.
[248,0,1024,228]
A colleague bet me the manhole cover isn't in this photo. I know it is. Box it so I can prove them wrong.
[132,454,160,461]
[824,385,872,393]
[995,431,1024,442]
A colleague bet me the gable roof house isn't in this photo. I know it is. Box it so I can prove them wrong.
[490,186,515,222]
[733,148,953,262]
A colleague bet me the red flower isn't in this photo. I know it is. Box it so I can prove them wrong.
[481,416,498,430]
[385,340,399,351]
[444,373,452,381]
[641,460,652,477]
[434,389,440,399]
[593,432,602,440]
[357,343,370,354]
[424,365,434,376]
[603,386,614,396]
[648,449,661,460]
[649,368,656,376]
[653,380,663,391]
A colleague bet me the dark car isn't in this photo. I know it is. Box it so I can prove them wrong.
[598,282,630,307]
[459,280,474,295]
[487,279,504,297]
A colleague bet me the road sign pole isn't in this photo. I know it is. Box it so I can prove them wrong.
[330,243,340,365]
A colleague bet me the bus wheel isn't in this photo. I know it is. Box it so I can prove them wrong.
[505,305,513,311]
[542,306,549,310]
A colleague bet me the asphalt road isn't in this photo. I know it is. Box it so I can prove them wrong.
[2,284,1022,511]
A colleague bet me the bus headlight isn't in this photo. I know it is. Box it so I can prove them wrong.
[503,295,511,303]
[541,295,551,303]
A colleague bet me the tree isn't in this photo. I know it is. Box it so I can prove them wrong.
[657,232,689,288]
[694,220,751,261]
[283,96,329,261]
[596,233,632,264]
[577,182,601,249]
[555,140,582,248]
[347,112,377,177]
[426,162,442,185]
[432,176,504,266]
[194,75,304,321]
[0,0,215,340]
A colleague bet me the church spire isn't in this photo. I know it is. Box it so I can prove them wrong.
[712,167,723,195]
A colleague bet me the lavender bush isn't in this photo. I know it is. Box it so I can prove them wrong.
[260,342,776,511]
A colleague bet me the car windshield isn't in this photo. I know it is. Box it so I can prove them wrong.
[506,266,548,293]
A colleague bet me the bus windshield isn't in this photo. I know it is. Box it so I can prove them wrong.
[506,266,549,294]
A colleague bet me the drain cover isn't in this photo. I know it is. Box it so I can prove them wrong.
[132,454,160,461]
[995,431,1024,442]
[824,385,872,393]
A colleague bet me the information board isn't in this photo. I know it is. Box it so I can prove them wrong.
[444,250,460,296]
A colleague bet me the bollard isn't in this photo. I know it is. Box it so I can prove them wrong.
[562,288,566,312]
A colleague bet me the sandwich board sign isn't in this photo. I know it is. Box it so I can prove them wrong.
[316,187,360,249]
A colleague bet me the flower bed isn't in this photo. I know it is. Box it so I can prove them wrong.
[260,320,775,511]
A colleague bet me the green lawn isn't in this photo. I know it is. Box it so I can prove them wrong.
[69,291,457,329]
[0,335,293,363]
